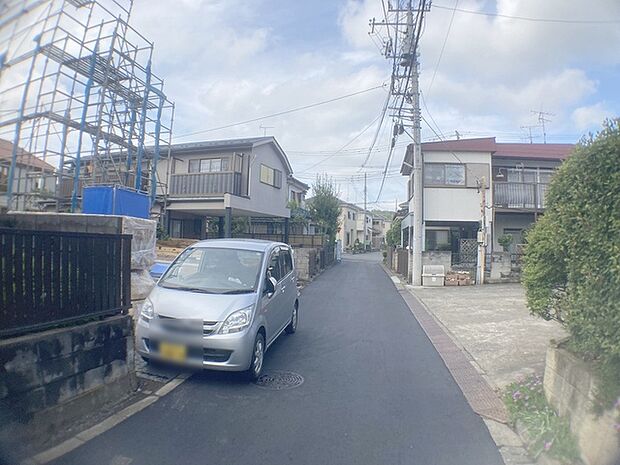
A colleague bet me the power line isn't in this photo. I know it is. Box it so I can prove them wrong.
[427,0,459,95]
[174,84,386,139]
[432,3,620,24]
[297,110,384,174]
[360,91,391,169]
[419,90,444,138]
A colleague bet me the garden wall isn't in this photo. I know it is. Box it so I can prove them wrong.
[0,315,135,458]
[544,343,620,465]
[421,251,451,271]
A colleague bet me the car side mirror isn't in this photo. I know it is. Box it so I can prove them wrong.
[265,276,277,296]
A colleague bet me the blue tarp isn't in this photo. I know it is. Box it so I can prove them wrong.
[83,186,150,219]
[149,261,171,280]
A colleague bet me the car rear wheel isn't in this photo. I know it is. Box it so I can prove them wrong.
[246,333,265,382]
[285,303,298,334]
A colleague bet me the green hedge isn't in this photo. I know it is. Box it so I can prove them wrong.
[523,119,620,361]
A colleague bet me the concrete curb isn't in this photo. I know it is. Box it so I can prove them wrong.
[20,372,190,465]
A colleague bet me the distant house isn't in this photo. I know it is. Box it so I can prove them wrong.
[337,200,372,250]
[288,177,309,207]
[0,139,55,212]
[371,213,392,249]
[400,137,574,274]
[155,136,307,239]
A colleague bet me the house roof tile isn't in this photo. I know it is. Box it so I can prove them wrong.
[0,139,55,172]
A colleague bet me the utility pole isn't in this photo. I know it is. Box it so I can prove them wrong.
[410,56,423,285]
[364,172,367,247]
[476,176,487,285]
[369,0,429,283]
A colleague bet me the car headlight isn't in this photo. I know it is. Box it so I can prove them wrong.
[141,299,155,320]
[218,306,253,334]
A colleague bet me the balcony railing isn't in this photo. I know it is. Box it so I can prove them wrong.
[169,172,242,197]
[494,182,548,210]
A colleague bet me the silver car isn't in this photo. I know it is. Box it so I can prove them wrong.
[135,239,299,380]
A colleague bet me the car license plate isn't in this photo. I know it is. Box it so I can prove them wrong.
[159,342,187,362]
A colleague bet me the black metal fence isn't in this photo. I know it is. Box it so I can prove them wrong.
[319,244,335,268]
[0,228,132,338]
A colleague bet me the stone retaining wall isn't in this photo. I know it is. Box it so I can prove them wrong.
[543,344,620,465]
[0,315,135,456]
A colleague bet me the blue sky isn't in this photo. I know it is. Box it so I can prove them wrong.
[131,0,620,209]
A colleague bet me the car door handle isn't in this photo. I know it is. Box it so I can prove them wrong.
[281,285,286,291]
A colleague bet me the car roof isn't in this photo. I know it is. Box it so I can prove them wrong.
[191,238,288,252]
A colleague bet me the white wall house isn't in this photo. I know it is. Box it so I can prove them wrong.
[400,137,574,276]
[338,200,372,249]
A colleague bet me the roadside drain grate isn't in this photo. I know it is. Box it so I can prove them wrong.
[254,370,304,390]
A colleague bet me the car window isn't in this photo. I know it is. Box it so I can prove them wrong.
[159,247,263,294]
[280,248,293,277]
[267,251,282,282]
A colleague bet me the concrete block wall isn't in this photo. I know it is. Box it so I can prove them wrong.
[422,251,452,271]
[0,315,135,455]
[0,212,123,234]
[293,248,317,282]
[0,212,157,301]
[543,344,620,465]
[488,252,513,281]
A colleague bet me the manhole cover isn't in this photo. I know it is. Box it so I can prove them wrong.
[254,370,304,390]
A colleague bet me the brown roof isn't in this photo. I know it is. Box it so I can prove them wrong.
[494,143,574,161]
[420,137,575,161]
[0,139,55,172]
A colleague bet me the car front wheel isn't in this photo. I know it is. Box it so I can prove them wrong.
[246,333,265,381]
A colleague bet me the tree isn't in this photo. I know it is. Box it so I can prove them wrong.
[386,217,402,247]
[307,174,341,243]
[523,119,620,364]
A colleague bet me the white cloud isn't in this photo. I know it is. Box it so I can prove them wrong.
[571,102,615,131]
[121,0,620,208]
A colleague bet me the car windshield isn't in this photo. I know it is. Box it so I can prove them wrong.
[159,247,263,294]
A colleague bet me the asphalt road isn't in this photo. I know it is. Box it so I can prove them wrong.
[50,254,504,465]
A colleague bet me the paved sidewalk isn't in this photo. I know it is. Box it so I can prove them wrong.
[408,283,567,390]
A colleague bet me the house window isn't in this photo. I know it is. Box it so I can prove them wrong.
[424,163,466,186]
[188,159,200,173]
[425,229,451,251]
[260,164,282,188]
[188,158,229,174]
[0,165,8,192]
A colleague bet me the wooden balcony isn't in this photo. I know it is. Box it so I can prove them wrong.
[169,172,243,197]
[494,182,548,210]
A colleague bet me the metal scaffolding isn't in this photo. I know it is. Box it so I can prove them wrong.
[0,0,174,213]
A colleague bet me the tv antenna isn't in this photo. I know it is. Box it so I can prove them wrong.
[520,125,538,144]
[531,111,554,143]
[259,125,274,136]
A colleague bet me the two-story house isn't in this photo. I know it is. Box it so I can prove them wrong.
[0,139,55,212]
[337,200,372,250]
[156,136,306,239]
[400,137,574,278]
[371,213,392,249]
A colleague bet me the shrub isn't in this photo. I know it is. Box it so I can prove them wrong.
[498,234,514,251]
[523,119,620,360]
